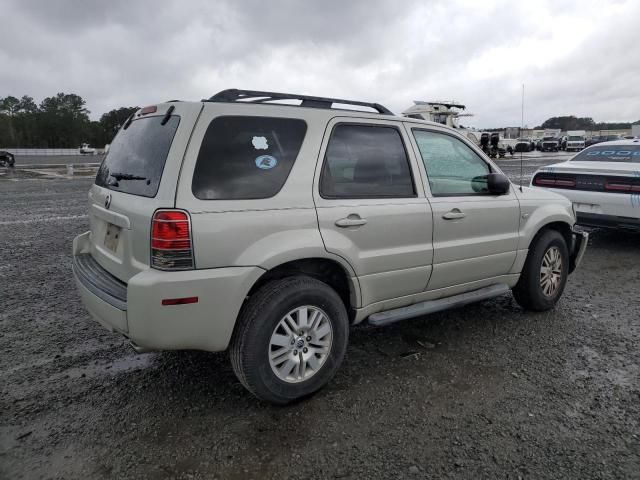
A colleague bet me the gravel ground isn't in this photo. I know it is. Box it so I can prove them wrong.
[1,159,638,479]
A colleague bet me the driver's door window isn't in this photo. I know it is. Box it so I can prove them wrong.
[412,130,490,196]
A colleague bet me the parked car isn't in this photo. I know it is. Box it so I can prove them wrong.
[531,139,640,230]
[586,136,603,147]
[72,89,588,404]
[514,138,533,152]
[541,136,561,152]
[587,135,622,147]
[79,143,97,155]
[0,150,15,167]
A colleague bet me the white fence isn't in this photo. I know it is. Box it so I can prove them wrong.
[1,148,100,156]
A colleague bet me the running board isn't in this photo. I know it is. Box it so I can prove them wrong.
[368,284,511,327]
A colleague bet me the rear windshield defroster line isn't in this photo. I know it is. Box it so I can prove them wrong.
[573,145,640,163]
[95,115,180,198]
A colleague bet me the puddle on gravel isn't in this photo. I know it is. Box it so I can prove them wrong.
[53,353,156,381]
[570,345,638,388]
[0,166,98,180]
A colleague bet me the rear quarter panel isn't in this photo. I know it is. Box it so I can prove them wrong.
[175,104,353,273]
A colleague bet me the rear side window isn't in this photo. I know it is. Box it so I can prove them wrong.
[192,116,307,200]
[573,145,640,163]
[95,116,180,198]
[320,124,415,198]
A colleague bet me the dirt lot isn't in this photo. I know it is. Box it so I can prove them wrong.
[1,158,638,479]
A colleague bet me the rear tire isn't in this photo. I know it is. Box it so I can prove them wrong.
[230,276,349,404]
[513,230,569,311]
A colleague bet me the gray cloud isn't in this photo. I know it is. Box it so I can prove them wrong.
[1,0,638,127]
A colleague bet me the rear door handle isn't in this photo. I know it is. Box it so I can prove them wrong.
[443,209,466,220]
[335,214,367,228]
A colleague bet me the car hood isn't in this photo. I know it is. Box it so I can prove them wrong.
[517,185,571,204]
[515,186,575,224]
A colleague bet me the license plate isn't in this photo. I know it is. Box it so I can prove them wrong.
[573,202,601,214]
[104,223,121,252]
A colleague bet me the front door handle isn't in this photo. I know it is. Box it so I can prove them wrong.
[335,214,367,228]
[443,208,466,220]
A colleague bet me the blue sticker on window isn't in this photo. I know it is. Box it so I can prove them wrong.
[255,155,278,170]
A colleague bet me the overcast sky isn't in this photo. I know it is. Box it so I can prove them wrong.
[1,0,639,128]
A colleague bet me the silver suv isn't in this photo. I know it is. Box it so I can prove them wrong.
[73,89,588,404]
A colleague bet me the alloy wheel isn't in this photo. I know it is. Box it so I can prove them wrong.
[268,306,333,383]
[540,246,563,297]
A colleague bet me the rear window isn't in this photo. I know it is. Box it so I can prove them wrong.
[95,115,180,197]
[192,116,307,200]
[573,145,640,163]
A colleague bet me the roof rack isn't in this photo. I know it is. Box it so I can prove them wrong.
[206,89,394,115]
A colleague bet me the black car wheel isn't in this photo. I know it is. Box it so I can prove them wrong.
[230,276,349,404]
[513,229,569,311]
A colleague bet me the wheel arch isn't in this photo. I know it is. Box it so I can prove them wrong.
[530,221,573,251]
[246,257,360,320]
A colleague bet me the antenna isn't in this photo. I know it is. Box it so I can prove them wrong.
[520,83,524,192]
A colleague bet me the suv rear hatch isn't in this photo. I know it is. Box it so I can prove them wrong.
[87,102,202,283]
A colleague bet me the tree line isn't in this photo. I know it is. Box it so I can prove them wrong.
[536,115,639,131]
[0,93,137,148]
[2,93,638,148]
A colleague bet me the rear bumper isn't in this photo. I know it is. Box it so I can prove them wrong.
[533,188,640,221]
[72,231,265,352]
[577,212,640,231]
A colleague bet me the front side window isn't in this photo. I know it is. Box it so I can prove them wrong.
[192,116,307,200]
[412,130,491,196]
[320,124,415,198]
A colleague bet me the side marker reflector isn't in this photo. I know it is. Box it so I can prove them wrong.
[161,296,199,306]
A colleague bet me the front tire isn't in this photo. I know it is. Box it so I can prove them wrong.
[513,230,569,311]
[230,276,349,404]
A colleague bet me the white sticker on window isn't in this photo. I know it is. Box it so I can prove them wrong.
[252,136,269,150]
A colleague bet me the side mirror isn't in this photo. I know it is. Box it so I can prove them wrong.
[487,172,511,195]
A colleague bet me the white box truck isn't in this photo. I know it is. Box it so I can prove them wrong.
[565,131,586,152]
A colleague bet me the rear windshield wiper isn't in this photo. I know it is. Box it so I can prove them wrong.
[109,172,147,181]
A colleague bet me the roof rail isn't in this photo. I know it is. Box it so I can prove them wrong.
[206,89,394,115]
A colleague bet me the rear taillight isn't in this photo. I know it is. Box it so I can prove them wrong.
[151,210,194,270]
[605,180,640,192]
[533,175,576,188]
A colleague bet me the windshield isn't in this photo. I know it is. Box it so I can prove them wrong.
[568,136,584,141]
[543,137,555,140]
[573,144,640,163]
[95,115,180,197]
